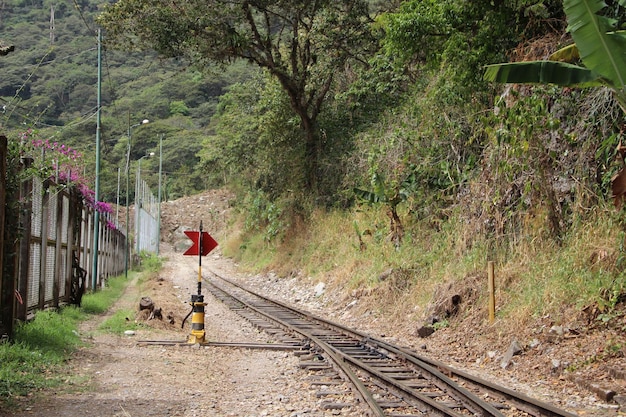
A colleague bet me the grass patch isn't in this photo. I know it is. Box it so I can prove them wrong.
[80,274,134,314]
[0,270,140,411]
[140,253,163,273]
[98,309,143,334]
[0,307,84,407]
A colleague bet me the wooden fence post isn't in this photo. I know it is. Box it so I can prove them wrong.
[488,261,495,323]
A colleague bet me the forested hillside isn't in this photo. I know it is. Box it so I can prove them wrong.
[2,0,626,339]
[0,0,255,202]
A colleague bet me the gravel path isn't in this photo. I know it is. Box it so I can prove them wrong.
[3,247,363,417]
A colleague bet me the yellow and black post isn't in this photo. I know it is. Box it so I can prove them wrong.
[188,221,206,344]
[187,293,206,344]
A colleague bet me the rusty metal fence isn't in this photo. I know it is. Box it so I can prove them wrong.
[0,137,127,338]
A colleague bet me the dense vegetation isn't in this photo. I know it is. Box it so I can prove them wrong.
[0,0,254,203]
[2,0,625,330]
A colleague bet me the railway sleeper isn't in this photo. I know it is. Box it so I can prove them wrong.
[387,414,428,417]
[305,375,343,382]
[384,373,421,380]
[320,401,351,410]
[359,359,393,365]
[299,362,331,370]
[377,401,409,409]
[332,346,368,353]
[315,390,350,397]
[302,353,325,360]
[309,380,344,386]
[375,366,413,373]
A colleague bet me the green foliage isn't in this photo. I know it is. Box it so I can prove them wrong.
[140,253,164,273]
[199,73,310,204]
[594,261,626,325]
[377,0,449,67]
[354,171,415,205]
[198,76,264,189]
[0,0,253,206]
[485,0,626,111]
[98,0,382,194]
[169,100,189,116]
[13,309,83,359]
[0,341,61,401]
[0,271,138,409]
[432,319,450,330]
[80,275,130,314]
[243,190,287,244]
[0,308,84,403]
[378,0,559,104]
[475,84,610,246]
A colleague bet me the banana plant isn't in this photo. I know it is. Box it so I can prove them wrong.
[485,0,626,207]
[484,0,626,112]
[354,171,416,247]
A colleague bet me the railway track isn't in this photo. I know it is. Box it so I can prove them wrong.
[205,269,579,417]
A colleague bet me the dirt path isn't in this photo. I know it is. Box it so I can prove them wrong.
[4,247,348,417]
[4,245,624,417]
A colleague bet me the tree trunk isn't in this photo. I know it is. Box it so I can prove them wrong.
[303,121,319,194]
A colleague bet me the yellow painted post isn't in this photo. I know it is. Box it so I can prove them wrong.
[488,261,495,323]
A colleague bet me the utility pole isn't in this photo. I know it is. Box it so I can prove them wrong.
[49,6,55,45]
[157,134,163,255]
[91,29,102,291]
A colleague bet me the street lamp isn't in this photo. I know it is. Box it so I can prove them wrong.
[125,117,149,278]
[135,152,154,254]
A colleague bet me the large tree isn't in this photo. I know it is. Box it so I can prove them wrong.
[98,0,379,194]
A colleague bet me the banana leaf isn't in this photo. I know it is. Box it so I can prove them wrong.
[484,60,602,87]
[563,0,626,90]
[549,43,580,62]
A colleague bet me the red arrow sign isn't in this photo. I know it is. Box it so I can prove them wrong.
[183,231,218,256]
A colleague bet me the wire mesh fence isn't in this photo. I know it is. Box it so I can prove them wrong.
[135,176,159,254]
[0,138,128,337]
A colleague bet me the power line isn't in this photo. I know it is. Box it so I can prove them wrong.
[72,0,98,37]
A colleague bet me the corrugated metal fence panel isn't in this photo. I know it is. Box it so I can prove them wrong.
[80,207,88,271]
[12,176,129,316]
[135,178,159,254]
[137,208,158,253]
[60,194,69,299]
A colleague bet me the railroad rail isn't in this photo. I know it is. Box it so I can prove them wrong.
[205,269,579,417]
